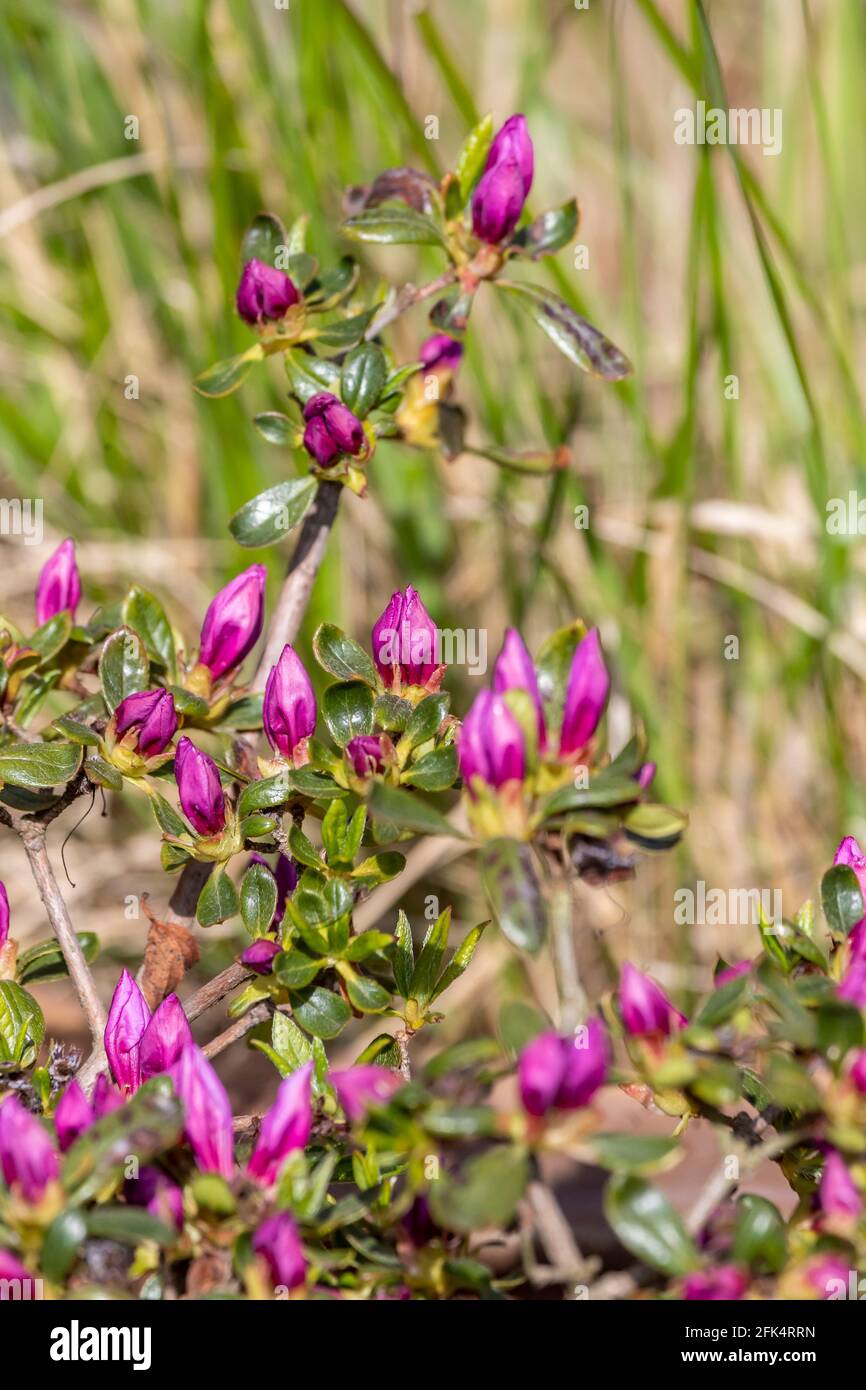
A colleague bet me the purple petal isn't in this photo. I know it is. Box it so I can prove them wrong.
[174,736,226,836]
[558,629,609,756]
[171,1044,235,1179]
[248,1062,313,1186]
[35,538,81,627]
[139,994,193,1082]
[493,628,545,747]
[104,969,151,1094]
[262,644,317,760]
[54,1079,94,1152]
[199,565,266,682]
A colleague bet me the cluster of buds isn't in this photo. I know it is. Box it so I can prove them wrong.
[236,259,300,328]
[458,625,609,837]
[518,1018,609,1122]
[103,971,193,1094]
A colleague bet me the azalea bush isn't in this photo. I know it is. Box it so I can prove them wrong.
[1,113,865,1305]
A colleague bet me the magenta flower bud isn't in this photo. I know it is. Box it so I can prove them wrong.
[714,959,751,989]
[249,852,298,923]
[236,258,300,325]
[92,1073,124,1118]
[619,961,685,1038]
[834,836,866,954]
[419,334,463,374]
[0,1247,32,1286]
[174,736,226,836]
[115,688,178,758]
[371,586,441,691]
[518,1021,608,1118]
[35,538,81,627]
[518,1031,564,1117]
[248,1062,313,1187]
[458,690,525,792]
[558,629,609,757]
[805,1255,852,1299]
[471,158,527,244]
[493,628,546,747]
[0,881,8,951]
[636,761,656,791]
[346,735,387,778]
[241,938,281,975]
[838,956,866,1009]
[199,564,266,682]
[105,969,151,1094]
[330,1065,402,1124]
[683,1265,748,1301]
[819,1150,862,1218]
[139,994,193,1083]
[486,113,534,194]
[253,1210,306,1290]
[302,393,365,468]
[262,644,317,761]
[125,1165,184,1231]
[0,1096,59,1202]
[171,1044,234,1179]
[54,1079,94,1152]
[849,1050,866,1094]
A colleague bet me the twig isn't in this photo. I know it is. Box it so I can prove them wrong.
[202,1002,270,1059]
[183,961,253,1022]
[364,268,457,341]
[17,820,107,1048]
[395,1027,413,1081]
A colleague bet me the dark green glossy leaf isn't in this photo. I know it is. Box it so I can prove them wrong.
[455,112,494,202]
[590,1133,681,1175]
[821,864,864,940]
[196,869,239,928]
[496,281,632,380]
[342,203,446,247]
[28,610,72,663]
[0,981,44,1065]
[430,1145,529,1233]
[732,1195,787,1273]
[511,198,578,257]
[229,476,317,549]
[193,345,264,397]
[400,745,458,791]
[0,740,82,790]
[253,410,300,446]
[322,681,375,747]
[122,586,177,678]
[98,626,149,712]
[291,985,351,1039]
[340,342,387,418]
[368,781,460,838]
[313,623,378,686]
[603,1175,698,1276]
[241,212,288,267]
[18,932,99,986]
[240,862,278,937]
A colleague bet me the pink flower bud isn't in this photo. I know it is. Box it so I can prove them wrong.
[302,393,365,467]
[0,1095,59,1201]
[248,1062,313,1187]
[683,1265,748,1301]
[518,1020,608,1117]
[35,538,81,627]
[139,994,193,1083]
[493,628,546,748]
[819,1150,862,1219]
[330,1065,401,1123]
[558,629,609,757]
[104,969,151,1094]
[54,1079,94,1152]
[619,961,685,1038]
[174,736,226,836]
[236,259,300,325]
[419,334,463,374]
[252,1210,306,1290]
[457,689,525,792]
[115,688,178,757]
[262,644,317,760]
[198,564,266,682]
[346,735,387,778]
[241,938,281,975]
[371,586,441,691]
[171,1044,234,1179]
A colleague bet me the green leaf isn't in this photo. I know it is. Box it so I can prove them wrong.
[342,203,446,247]
[193,344,264,397]
[98,626,149,712]
[409,906,451,1008]
[288,824,324,870]
[534,621,585,736]
[432,921,487,1000]
[240,862,278,937]
[321,797,348,861]
[84,753,123,791]
[149,791,188,837]
[374,693,413,732]
[122,586,177,678]
[694,975,750,1030]
[480,837,546,953]
[340,343,387,418]
[196,869,239,928]
[603,1175,698,1276]
[17,932,99,986]
[343,930,393,961]
[284,348,341,401]
[511,198,578,257]
[237,771,291,818]
[291,985,351,1039]
[41,1209,88,1281]
[763,1053,821,1113]
[241,212,288,266]
[313,624,378,686]
[816,999,864,1059]
[305,257,360,309]
[400,691,450,753]
[393,909,414,998]
[429,1145,529,1233]
[85,1205,174,1247]
[344,973,391,1013]
[590,1133,681,1175]
[732,1195,787,1273]
[29,610,72,662]
[400,745,458,791]
[262,1011,314,1074]
[253,411,299,446]
[51,715,101,746]
[349,851,405,888]
[313,309,378,352]
[274,949,321,989]
[543,771,640,819]
[322,681,375,748]
[0,740,82,790]
[497,281,632,380]
[821,864,864,940]
[624,802,688,845]
[0,981,45,1065]
[455,112,494,202]
[368,781,460,838]
[229,476,317,549]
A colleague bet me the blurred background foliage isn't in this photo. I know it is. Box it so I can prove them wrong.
[2,0,866,1044]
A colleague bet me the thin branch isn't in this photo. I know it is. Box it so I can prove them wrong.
[363,268,457,341]
[17,820,107,1047]
[183,961,253,1022]
[202,1002,270,1060]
